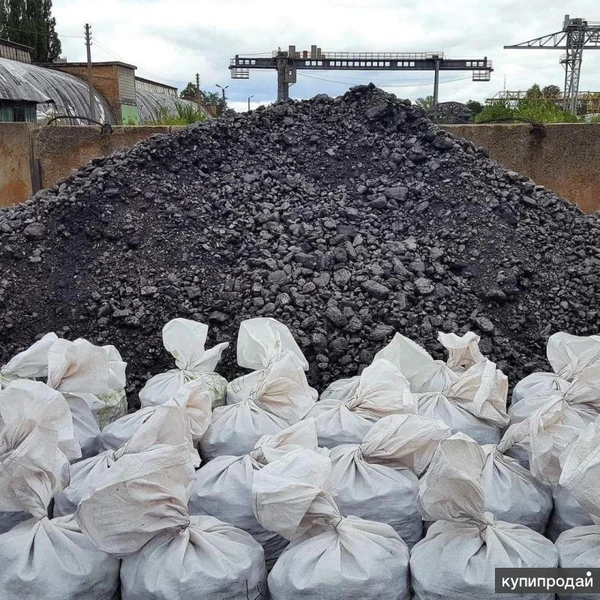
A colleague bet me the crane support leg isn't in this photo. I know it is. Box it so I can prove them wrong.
[277,59,290,101]
[433,59,440,106]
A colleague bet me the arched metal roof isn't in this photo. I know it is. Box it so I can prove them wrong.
[136,89,207,124]
[0,57,115,125]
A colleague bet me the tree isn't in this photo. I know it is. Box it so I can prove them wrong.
[465,100,483,116]
[201,91,220,105]
[0,0,62,62]
[542,84,561,98]
[415,95,435,111]
[180,82,197,99]
[180,82,221,106]
[525,84,544,100]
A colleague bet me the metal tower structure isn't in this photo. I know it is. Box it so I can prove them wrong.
[229,45,493,103]
[504,15,600,114]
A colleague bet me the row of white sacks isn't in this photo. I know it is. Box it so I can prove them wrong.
[1,317,600,599]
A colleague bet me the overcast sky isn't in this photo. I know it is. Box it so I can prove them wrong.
[53,0,600,112]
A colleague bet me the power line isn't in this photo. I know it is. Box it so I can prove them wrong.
[93,38,190,85]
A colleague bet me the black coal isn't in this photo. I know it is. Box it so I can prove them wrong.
[1,85,598,407]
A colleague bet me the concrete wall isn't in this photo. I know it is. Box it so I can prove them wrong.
[1,122,600,211]
[34,126,178,189]
[445,123,600,214]
[0,123,33,207]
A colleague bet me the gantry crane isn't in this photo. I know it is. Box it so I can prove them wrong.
[229,45,493,103]
[504,15,600,114]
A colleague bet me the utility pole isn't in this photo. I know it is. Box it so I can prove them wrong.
[195,73,202,111]
[84,23,97,121]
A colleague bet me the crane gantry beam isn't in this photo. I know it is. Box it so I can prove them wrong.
[229,46,493,103]
[504,15,600,114]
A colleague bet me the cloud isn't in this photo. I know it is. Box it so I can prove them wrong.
[52,0,600,107]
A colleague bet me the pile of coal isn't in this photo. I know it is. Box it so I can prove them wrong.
[0,84,598,406]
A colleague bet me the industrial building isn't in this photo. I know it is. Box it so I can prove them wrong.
[0,38,206,125]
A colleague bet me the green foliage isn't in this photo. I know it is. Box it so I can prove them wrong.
[202,90,221,106]
[179,82,222,112]
[465,100,483,116]
[0,0,62,62]
[518,102,579,123]
[180,82,197,99]
[542,84,561,99]
[147,101,206,126]
[415,95,435,111]
[525,84,543,99]
[474,103,515,123]
[476,84,579,124]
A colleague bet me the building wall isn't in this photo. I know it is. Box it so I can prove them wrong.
[0,41,32,64]
[49,64,121,122]
[444,123,600,214]
[0,123,33,207]
[136,77,178,97]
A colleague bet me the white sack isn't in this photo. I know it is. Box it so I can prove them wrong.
[237,317,309,370]
[120,514,267,600]
[330,414,451,547]
[189,420,321,565]
[55,406,196,517]
[99,380,212,453]
[512,372,570,404]
[416,359,509,444]
[306,358,416,448]
[253,448,411,600]
[375,332,452,392]
[0,395,120,599]
[547,483,593,541]
[76,415,267,600]
[64,393,101,459]
[410,434,559,600]
[47,338,128,440]
[375,331,490,392]
[482,427,552,533]
[548,332,600,381]
[504,397,581,476]
[139,318,229,408]
[0,379,80,461]
[509,366,600,430]
[513,333,600,404]
[0,332,58,385]
[1,335,127,431]
[0,513,121,600]
[437,331,485,371]
[200,352,316,460]
[556,417,600,599]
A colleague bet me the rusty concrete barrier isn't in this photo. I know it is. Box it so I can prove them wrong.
[1,122,599,212]
[33,126,183,190]
[445,123,600,214]
[0,123,35,207]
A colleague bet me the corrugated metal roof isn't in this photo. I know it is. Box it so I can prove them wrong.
[136,89,208,123]
[0,57,115,124]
